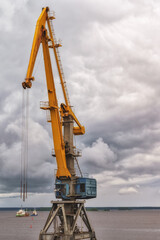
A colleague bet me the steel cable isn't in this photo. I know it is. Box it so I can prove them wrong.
[21,88,29,201]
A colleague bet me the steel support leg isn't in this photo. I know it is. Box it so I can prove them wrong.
[39,200,97,240]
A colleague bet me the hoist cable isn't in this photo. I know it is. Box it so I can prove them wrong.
[21,88,29,202]
[20,88,25,199]
[23,90,26,202]
[25,89,29,199]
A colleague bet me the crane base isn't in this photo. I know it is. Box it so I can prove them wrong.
[39,200,97,240]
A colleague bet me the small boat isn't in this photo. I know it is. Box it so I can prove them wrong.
[16,209,29,217]
[25,209,29,216]
[16,209,25,217]
[31,209,38,216]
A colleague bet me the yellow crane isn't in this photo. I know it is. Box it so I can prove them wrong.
[22,7,97,239]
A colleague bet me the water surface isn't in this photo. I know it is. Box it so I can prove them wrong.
[1,210,160,240]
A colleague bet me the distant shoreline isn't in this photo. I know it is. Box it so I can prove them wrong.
[0,207,160,211]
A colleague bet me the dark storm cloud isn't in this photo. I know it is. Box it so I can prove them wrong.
[1,0,160,206]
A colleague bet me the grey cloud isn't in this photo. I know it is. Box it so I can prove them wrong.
[1,0,160,206]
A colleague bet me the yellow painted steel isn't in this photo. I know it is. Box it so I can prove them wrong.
[47,16,85,135]
[47,18,69,108]
[41,32,71,178]
[60,104,85,135]
[23,7,48,89]
[22,7,85,178]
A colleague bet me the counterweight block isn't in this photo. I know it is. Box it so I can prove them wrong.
[55,178,97,200]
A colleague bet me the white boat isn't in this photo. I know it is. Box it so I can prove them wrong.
[31,209,38,216]
[16,209,29,217]
[16,209,25,217]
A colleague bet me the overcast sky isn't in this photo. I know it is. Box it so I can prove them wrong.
[1,0,160,207]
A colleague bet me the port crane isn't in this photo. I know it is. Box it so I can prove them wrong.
[22,7,97,240]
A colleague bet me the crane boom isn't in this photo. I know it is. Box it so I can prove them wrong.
[22,7,71,178]
[24,8,47,88]
[22,7,85,178]
[41,31,71,178]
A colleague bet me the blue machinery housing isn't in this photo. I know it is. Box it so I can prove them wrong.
[55,178,97,200]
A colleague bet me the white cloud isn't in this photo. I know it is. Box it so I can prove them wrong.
[82,138,117,173]
[0,192,20,198]
[0,0,29,31]
[118,187,138,195]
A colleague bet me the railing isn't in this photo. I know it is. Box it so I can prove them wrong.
[40,101,51,122]
[48,11,56,20]
[74,148,82,157]
[46,110,51,122]
[40,101,50,108]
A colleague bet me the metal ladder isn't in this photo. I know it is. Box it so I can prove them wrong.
[48,14,71,106]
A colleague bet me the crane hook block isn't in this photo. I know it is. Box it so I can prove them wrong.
[22,77,34,89]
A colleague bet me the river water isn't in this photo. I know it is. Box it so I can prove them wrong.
[0,210,160,240]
